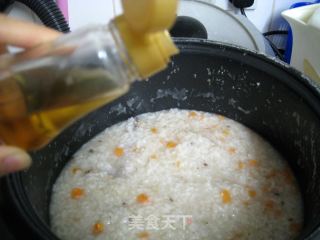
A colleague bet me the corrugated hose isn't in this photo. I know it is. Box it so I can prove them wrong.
[1,0,70,33]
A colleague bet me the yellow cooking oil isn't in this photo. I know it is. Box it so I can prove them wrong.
[0,68,129,150]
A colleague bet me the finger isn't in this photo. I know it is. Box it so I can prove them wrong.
[0,44,7,54]
[0,146,32,176]
[0,14,61,49]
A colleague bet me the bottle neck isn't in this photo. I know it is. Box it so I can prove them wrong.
[109,21,141,83]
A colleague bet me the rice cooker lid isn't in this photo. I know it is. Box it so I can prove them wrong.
[178,0,267,53]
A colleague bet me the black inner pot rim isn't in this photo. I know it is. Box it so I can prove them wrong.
[6,39,320,240]
[176,39,320,115]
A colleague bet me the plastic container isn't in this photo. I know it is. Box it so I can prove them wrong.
[283,3,320,83]
[284,0,320,64]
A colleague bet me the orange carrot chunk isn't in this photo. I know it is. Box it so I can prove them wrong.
[242,200,250,207]
[237,161,245,170]
[266,170,277,179]
[220,189,232,204]
[71,188,85,199]
[248,159,259,167]
[222,128,230,137]
[248,189,257,198]
[265,199,275,209]
[136,193,150,204]
[114,147,124,157]
[189,111,197,118]
[218,115,225,121]
[150,128,158,134]
[263,200,283,219]
[137,231,150,239]
[166,141,178,149]
[228,147,236,155]
[92,222,104,236]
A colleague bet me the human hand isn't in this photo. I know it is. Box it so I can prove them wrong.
[0,14,61,176]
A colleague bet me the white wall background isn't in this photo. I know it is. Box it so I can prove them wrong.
[7,0,308,33]
[66,0,306,32]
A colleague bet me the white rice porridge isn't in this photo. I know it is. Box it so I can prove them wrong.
[50,109,303,240]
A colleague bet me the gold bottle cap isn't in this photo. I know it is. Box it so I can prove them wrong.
[114,0,179,78]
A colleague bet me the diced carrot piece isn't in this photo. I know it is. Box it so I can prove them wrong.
[166,141,178,149]
[114,147,124,157]
[222,128,230,137]
[242,200,250,207]
[263,199,278,216]
[218,115,225,121]
[150,128,158,134]
[92,221,104,236]
[237,161,245,170]
[248,189,257,198]
[136,193,149,204]
[228,147,237,155]
[220,189,232,204]
[263,199,283,219]
[248,159,258,167]
[71,188,85,199]
[264,199,275,210]
[137,231,150,239]
[266,170,277,179]
[189,111,197,118]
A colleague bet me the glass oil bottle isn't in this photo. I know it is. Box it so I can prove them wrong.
[0,0,179,150]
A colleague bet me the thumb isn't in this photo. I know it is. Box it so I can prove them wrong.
[0,146,32,176]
